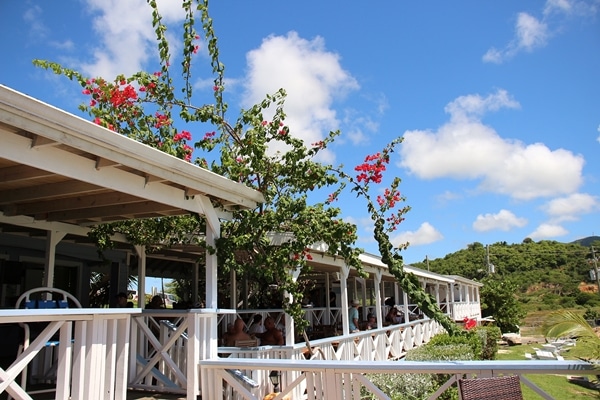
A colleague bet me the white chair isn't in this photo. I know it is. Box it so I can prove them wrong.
[13,287,81,396]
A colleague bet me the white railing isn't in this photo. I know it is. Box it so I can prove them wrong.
[129,309,443,398]
[201,358,596,400]
[129,309,221,397]
[0,308,138,400]
[451,302,481,321]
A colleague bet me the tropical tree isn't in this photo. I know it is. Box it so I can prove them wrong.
[33,0,457,333]
[480,275,525,333]
[543,310,600,364]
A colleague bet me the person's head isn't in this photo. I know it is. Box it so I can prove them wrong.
[116,292,128,307]
[150,295,164,308]
[233,318,245,332]
[264,316,276,329]
[351,299,360,308]
[367,313,375,321]
[252,314,262,324]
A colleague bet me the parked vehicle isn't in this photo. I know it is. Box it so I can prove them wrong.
[161,293,178,308]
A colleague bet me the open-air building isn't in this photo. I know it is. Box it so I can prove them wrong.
[0,85,593,400]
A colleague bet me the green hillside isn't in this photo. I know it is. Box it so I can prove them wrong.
[411,237,600,314]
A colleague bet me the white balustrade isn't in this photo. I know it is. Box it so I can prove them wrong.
[0,308,138,400]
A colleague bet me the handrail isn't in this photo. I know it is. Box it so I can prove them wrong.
[203,358,595,375]
[202,358,596,400]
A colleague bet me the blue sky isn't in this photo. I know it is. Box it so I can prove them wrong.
[1,0,599,267]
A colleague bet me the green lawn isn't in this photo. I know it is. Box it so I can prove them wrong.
[496,343,599,399]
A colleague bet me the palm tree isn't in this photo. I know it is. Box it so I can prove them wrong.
[542,310,600,364]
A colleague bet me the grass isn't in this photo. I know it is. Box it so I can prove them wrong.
[496,343,599,399]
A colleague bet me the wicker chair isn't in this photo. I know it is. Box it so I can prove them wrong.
[458,375,523,400]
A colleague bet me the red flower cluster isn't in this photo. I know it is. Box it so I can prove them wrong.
[92,117,114,131]
[174,130,192,142]
[376,188,401,208]
[354,152,388,184]
[385,213,404,230]
[154,112,170,128]
[292,249,314,261]
[82,78,138,111]
[182,144,193,162]
[463,317,477,330]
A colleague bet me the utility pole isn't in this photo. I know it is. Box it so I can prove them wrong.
[426,255,430,271]
[591,246,600,296]
[486,245,495,274]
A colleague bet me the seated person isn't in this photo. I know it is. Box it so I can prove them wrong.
[256,316,284,345]
[146,295,165,309]
[224,318,252,346]
[220,323,234,346]
[248,314,265,336]
[385,305,404,324]
[364,313,377,330]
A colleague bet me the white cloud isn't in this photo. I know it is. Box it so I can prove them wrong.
[529,223,569,240]
[242,32,359,162]
[399,89,585,200]
[544,0,599,16]
[391,222,443,248]
[597,124,600,143]
[435,190,462,205]
[484,1,598,63]
[23,5,47,39]
[50,40,75,51]
[515,13,549,50]
[542,193,600,221]
[444,89,520,123]
[472,209,528,232]
[483,13,548,63]
[80,0,186,79]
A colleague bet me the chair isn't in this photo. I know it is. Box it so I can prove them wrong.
[14,287,81,396]
[458,375,523,400]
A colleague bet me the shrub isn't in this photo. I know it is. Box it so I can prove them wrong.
[474,326,501,360]
[362,344,472,400]
[408,344,473,400]
[583,307,599,321]
[425,332,482,360]
[576,292,596,306]
[361,372,435,400]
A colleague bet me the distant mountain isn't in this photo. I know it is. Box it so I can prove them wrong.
[413,239,600,311]
[571,236,600,247]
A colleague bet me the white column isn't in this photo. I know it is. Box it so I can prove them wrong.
[42,229,66,295]
[402,291,409,324]
[231,268,237,309]
[450,283,456,320]
[373,270,383,328]
[284,267,302,346]
[135,245,146,308]
[339,265,351,335]
[325,272,331,325]
[359,277,368,320]
[192,261,199,305]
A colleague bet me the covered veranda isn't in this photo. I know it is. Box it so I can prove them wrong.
[0,85,595,400]
[0,84,264,399]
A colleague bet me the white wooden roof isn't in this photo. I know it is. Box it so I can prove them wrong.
[0,84,264,231]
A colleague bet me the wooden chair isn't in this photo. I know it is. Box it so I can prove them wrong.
[458,375,523,400]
